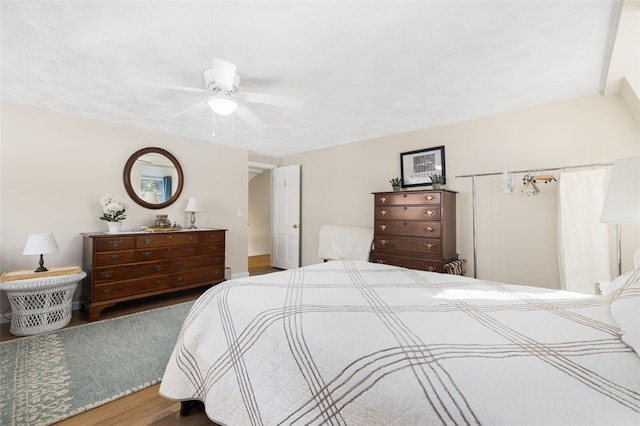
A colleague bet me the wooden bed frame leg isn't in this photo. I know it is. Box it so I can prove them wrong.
[180,400,203,417]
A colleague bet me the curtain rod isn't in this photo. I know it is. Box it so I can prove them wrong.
[455,162,613,179]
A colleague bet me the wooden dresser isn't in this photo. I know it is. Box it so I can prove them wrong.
[370,190,457,272]
[81,228,226,321]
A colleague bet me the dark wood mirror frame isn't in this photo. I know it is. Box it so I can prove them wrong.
[123,147,184,209]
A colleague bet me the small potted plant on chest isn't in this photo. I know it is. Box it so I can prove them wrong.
[389,177,402,192]
[430,174,445,190]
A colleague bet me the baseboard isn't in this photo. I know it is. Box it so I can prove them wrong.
[248,254,271,269]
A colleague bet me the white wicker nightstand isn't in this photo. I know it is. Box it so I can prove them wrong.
[1,271,86,336]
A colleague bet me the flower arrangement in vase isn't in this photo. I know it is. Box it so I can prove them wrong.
[99,194,128,233]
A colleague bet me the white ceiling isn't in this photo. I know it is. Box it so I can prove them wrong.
[0,1,622,158]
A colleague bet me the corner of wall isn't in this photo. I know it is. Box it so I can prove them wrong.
[620,74,640,126]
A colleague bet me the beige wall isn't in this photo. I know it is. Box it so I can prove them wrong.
[281,93,640,288]
[0,102,249,315]
[248,171,272,256]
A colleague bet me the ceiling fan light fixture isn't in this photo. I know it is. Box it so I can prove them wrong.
[208,95,238,116]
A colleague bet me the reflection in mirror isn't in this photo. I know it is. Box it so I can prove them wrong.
[123,147,184,209]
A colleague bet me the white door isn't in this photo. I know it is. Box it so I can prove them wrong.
[271,165,301,269]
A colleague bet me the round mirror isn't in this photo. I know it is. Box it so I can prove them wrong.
[123,147,184,209]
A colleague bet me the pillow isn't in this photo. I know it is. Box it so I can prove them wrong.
[608,269,640,354]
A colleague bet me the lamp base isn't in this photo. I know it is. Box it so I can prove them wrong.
[34,254,49,273]
[188,211,197,230]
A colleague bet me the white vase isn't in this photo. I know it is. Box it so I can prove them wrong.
[107,222,122,233]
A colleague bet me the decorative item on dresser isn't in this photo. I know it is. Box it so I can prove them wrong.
[81,228,226,321]
[370,189,458,273]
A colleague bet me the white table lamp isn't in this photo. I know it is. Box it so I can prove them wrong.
[143,191,158,203]
[185,198,202,229]
[23,233,60,272]
[600,155,640,276]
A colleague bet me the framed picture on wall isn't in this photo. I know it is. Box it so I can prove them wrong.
[400,146,446,188]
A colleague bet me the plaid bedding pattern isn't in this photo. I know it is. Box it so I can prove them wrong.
[160,260,640,425]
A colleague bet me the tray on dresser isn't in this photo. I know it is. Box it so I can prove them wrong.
[140,226,183,233]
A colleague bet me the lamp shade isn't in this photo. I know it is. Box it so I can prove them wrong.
[207,95,238,116]
[600,156,640,224]
[184,197,201,212]
[143,191,158,203]
[23,233,60,255]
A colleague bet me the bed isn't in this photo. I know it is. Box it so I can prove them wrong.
[159,260,640,425]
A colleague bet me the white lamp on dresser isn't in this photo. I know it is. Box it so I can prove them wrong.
[185,197,202,229]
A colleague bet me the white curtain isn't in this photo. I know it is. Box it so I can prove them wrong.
[557,170,610,294]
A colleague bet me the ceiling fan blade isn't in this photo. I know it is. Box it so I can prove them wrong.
[235,104,266,130]
[212,58,237,90]
[125,80,210,95]
[241,92,304,109]
[172,98,209,119]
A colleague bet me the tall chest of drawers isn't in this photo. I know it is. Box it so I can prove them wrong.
[81,228,226,321]
[370,190,458,272]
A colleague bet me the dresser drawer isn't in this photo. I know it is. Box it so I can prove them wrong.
[171,255,223,272]
[375,221,441,238]
[200,243,225,254]
[375,206,441,221]
[170,266,224,288]
[136,247,172,261]
[94,237,135,252]
[370,252,444,273]
[374,235,441,255]
[168,245,200,258]
[94,250,136,266]
[136,233,200,248]
[93,275,170,301]
[200,230,225,244]
[375,191,441,206]
[94,260,168,283]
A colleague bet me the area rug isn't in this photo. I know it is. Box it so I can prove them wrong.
[0,300,194,426]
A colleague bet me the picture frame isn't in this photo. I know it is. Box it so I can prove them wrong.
[400,146,446,188]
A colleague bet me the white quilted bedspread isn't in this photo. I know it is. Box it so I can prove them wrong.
[160,260,640,425]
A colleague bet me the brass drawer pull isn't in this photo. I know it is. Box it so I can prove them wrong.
[424,243,436,250]
[403,206,408,210]
[379,224,387,231]
[187,236,195,241]
[176,276,184,282]
[109,240,122,248]
[141,251,152,259]
[426,266,436,272]
[109,254,121,261]
[155,264,164,271]
[214,270,220,276]
[142,238,152,245]
[379,239,388,246]
[175,262,185,268]
[187,247,197,253]
[376,259,386,264]
[380,210,387,216]
[214,256,223,264]
[100,271,114,279]
[424,226,434,233]
[154,280,164,286]
[424,210,434,217]
[425,195,434,201]
[379,196,387,203]
[101,288,112,294]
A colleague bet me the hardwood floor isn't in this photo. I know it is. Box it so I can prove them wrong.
[2,265,281,425]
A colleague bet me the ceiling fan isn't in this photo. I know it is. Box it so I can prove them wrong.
[127,58,304,131]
